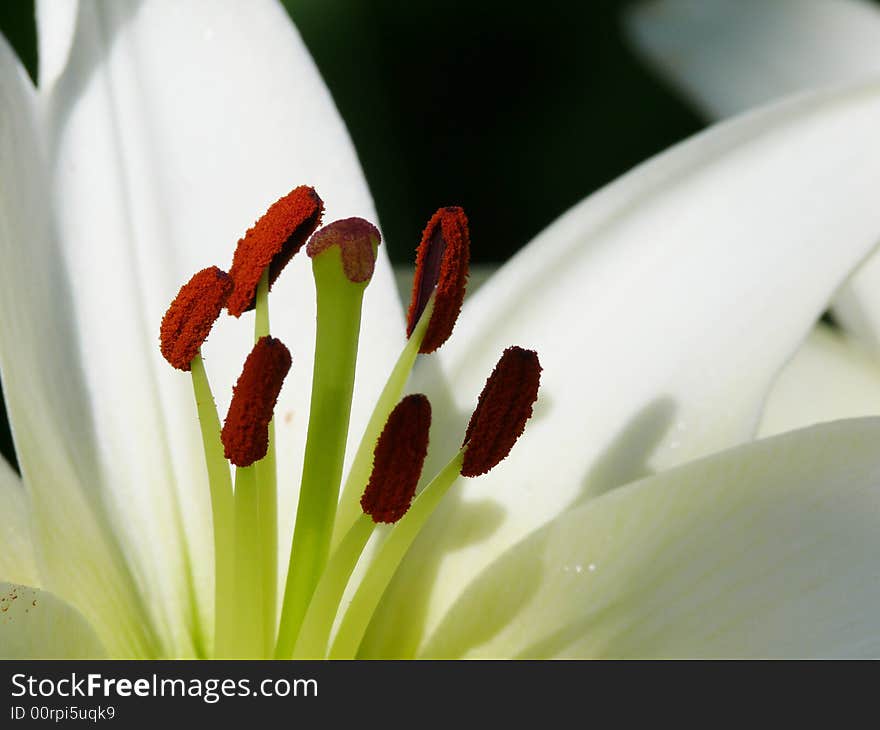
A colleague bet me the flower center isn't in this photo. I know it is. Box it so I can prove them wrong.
[159,187,541,659]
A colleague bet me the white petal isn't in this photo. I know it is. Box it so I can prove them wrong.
[759,324,880,437]
[38,0,405,650]
[364,82,880,656]
[625,0,880,119]
[831,258,880,353]
[419,419,880,658]
[0,459,38,586]
[0,32,163,658]
[0,583,105,658]
[625,0,880,358]
[36,0,79,92]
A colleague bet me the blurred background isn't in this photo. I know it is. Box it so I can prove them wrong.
[0,0,705,467]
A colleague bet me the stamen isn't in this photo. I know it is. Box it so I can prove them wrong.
[329,347,540,659]
[360,394,432,524]
[290,394,429,658]
[226,186,324,316]
[462,346,542,477]
[406,206,470,353]
[221,336,292,467]
[329,451,465,660]
[306,217,381,283]
[330,297,435,549]
[159,267,232,370]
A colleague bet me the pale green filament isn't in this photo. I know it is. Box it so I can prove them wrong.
[331,296,435,550]
[253,269,277,652]
[291,514,375,658]
[255,267,270,340]
[329,450,465,659]
[275,245,369,659]
[189,353,234,657]
[231,464,267,657]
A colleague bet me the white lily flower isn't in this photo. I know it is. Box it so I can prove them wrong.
[4,0,880,659]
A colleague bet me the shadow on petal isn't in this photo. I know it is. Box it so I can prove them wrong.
[577,396,677,501]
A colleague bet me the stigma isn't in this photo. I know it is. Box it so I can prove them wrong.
[307,217,381,283]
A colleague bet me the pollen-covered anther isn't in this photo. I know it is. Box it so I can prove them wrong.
[306,217,381,283]
[159,266,233,371]
[221,336,292,467]
[227,185,324,316]
[406,206,470,354]
[360,394,432,523]
[461,346,542,478]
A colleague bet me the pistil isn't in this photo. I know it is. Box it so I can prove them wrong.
[275,218,380,659]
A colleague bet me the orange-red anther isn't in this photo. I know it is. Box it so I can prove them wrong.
[221,336,292,467]
[306,217,381,283]
[227,186,324,316]
[461,347,541,477]
[406,206,470,354]
[360,394,432,523]
[160,266,233,371]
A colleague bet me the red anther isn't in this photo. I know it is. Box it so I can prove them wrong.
[221,336,292,467]
[406,207,470,354]
[461,347,541,478]
[306,217,381,283]
[226,186,324,317]
[360,394,432,524]
[159,266,233,371]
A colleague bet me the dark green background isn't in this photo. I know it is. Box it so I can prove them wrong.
[0,0,704,468]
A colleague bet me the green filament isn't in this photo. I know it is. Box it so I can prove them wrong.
[331,296,434,550]
[291,514,375,658]
[189,353,234,657]
[329,450,465,659]
[253,269,277,653]
[231,464,267,657]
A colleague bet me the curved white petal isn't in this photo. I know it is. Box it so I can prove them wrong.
[363,82,880,656]
[0,32,164,658]
[0,459,38,586]
[831,259,880,354]
[759,324,880,437]
[36,0,79,92]
[37,0,405,651]
[625,0,880,365]
[0,583,105,658]
[418,419,880,658]
[625,0,880,119]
